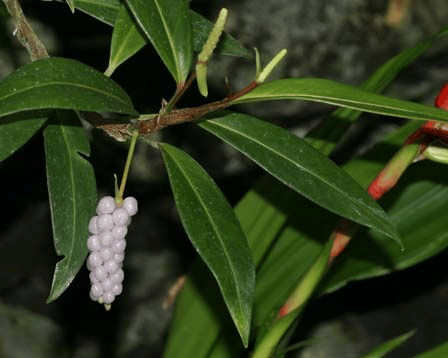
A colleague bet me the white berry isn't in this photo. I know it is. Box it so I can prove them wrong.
[99,231,114,247]
[112,283,123,295]
[112,238,126,254]
[113,253,125,264]
[88,252,103,268]
[97,214,114,232]
[87,235,101,251]
[88,216,99,235]
[112,226,127,240]
[96,196,116,215]
[102,278,113,291]
[111,269,124,284]
[104,260,119,274]
[91,283,103,297]
[102,292,115,304]
[112,208,130,226]
[123,197,138,216]
[100,248,114,261]
[93,266,108,281]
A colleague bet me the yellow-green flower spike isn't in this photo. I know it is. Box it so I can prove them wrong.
[256,49,287,84]
[197,8,228,63]
[196,8,228,97]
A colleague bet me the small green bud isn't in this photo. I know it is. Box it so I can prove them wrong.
[256,49,287,83]
[423,143,448,164]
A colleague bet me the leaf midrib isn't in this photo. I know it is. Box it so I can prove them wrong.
[0,81,131,108]
[167,149,245,315]
[207,120,379,216]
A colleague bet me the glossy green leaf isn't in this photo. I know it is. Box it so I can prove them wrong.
[125,0,193,84]
[234,78,448,124]
[72,1,250,58]
[160,143,255,347]
[65,0,75,12]
[72,0,120,25]
[0,111,47,161]
[307,24,448,154]
[199,112,400,243]
[415,339,448,357]
[0,57,137,117]
[44,110,96,302]
[106,4,146,76]
[164,25,448,357]
[360,330,415,358]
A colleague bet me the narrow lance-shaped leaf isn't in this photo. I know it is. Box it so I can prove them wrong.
[159,143,255,347]
[70,0,120,25]
[360,330,415,358]
[45,110,96,302]
[415,340,448,358]
[199,112,400,244]
[0,57,138,118]
[106,4,146,76]
[73,0,250,58]
[0,111,47,161]
[125,0,193,84]
[163,26,448,357]
[234,78,448,124]
[307,24,448,153]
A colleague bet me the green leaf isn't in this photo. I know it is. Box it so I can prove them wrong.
[159,143,255,347]
[307,24,448,154]
[106,4,146,76]
[125,0,193,84]
[360,330,415,358]
[199,112,400,243]
[0,111,47,161]
[0,57,137,117]
[44,110,96,302]
[163,25,448,357]
[65,0,75,12]
[72,0,250,58]
[234,78,448,124]
[415,340,448,358]
[72,0,120,25]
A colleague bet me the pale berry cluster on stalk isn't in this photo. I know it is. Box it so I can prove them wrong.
[86,196,138,310]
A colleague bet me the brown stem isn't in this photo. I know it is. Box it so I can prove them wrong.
[90,81,259,141]
[3,0,49,61]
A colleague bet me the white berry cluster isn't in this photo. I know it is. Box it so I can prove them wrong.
[86,196,138,310]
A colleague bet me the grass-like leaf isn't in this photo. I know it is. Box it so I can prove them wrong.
[234,78,448,124]
[0,57,137,117]
[415,339,448,357]
[44,110,96,302]
[160,143,255,347]
[307,24,448,154]
[360,330,415,358]
[199,112,400,244]
[125,0,193,84]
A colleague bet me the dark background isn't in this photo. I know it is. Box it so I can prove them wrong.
[0,0,447,357]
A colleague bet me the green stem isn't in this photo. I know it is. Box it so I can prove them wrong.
[164,71,197,114]
[252,239,333,358]
[116,130,139,204]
